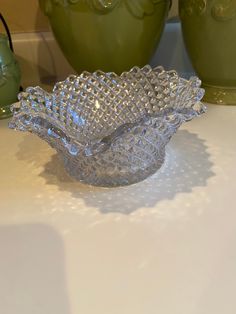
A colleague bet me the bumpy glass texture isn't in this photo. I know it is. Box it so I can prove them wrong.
[9,65,205,187]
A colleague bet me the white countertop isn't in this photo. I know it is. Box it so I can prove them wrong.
[0,104,236,314]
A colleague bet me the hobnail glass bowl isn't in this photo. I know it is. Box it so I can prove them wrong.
[9,65,205,187]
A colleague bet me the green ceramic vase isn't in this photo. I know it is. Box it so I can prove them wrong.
[39,0,170,74]
[0,34,21,119]
[179,0,236,105]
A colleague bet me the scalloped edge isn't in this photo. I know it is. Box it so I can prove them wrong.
[9,65,206,157]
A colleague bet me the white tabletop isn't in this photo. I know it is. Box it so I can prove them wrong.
[0,104,236,314]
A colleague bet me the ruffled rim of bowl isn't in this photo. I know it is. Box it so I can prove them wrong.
[9,65,206,157]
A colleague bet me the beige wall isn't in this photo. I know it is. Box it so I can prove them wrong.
[170,0,178,18]
[0,0,178,33]
[0,0,49,33]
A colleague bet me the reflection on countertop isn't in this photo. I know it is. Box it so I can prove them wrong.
[0,224,71,314]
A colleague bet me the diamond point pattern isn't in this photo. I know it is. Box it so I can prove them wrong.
[9,65,205,187]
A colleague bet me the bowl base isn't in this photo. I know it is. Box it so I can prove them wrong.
[63,152,166,188]
[202,84,236,105]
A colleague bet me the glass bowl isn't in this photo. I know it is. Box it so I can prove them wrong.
[9,65,205,187]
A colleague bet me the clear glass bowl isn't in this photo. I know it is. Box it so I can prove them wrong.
[9,65,205,187]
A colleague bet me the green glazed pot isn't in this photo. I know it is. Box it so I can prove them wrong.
[179,0,236,105]
[39,0,170,74]
[0,34,21,119]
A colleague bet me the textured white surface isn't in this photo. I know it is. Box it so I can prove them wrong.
[0,104,236,314]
